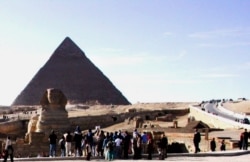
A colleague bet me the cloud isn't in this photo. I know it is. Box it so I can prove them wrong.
[88,46,188,70]
[175,50,186,60]
[90,52,155,67]
[200,73,239,78]
[188,28,250,39]
[163,32,174,36]
[197,42,250,48]
[98,48,124,52]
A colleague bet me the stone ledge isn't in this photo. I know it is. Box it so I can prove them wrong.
[13,150,250,161]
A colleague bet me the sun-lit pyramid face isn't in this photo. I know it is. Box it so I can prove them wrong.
[11,37,130,106]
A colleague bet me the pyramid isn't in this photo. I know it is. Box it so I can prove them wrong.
[12,37,130,106]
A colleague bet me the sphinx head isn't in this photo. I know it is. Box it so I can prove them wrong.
[40,88,67,108]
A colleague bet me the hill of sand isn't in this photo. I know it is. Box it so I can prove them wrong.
[223,100,250,114]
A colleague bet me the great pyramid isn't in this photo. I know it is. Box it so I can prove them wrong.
[12,37,130,106]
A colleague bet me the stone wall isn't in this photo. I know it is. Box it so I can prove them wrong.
[0,120,27,135]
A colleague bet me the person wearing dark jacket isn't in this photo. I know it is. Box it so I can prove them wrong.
[242,129,249,150]
[74,126,83,156]
[210,138,216,151]
[123,131,131,159]
[158,133,168,160]
[48,130,57,157]
[193,129,201,153]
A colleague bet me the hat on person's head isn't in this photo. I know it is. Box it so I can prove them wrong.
[75,126,81,133]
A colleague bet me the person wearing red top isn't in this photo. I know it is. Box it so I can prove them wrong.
[147,133,154,160]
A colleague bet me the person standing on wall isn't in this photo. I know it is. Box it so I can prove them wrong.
[193,129,201,153]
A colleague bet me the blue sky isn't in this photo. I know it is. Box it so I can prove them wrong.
[0,0,250,106]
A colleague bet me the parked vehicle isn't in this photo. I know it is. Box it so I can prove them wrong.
[240,118,250,124]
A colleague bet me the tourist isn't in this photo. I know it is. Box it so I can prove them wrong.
[193,129,201,153]
[158,133,168,160]
[96,130,105,157]
[106,138,115,161]
[3,136,14,162]
[239,131,244,149]
[210,138,216,151]
[102,132,110,160]
[133,133,142,159]
[114,134,123,159]
[147,133,154,160]
[86,128,97,156]
[122,131,131,159]
[58,135,66,157]
[242,129,249,150]
[73,126,83,156]
[220,139,226,151]
[85,140,92,161]
[48,130,57,157]
[141,132,148,154]
[65,131,73,156]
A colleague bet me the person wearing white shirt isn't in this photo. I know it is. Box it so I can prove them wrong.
[114,137,123,159]
[3,136,14,162]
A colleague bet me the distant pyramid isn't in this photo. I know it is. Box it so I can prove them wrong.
[12,37,130,106]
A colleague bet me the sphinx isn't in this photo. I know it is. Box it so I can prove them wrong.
[34,88,70,134]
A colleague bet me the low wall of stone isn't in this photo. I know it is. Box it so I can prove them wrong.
[0,120,27,135]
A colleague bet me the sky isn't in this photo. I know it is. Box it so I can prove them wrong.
[0,0,250,106]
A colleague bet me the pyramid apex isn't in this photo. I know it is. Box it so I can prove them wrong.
[51,37,86,58]
[63,36,73,42]
[60,36,76,45]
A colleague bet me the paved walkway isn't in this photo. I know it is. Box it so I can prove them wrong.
[11,150,250,162]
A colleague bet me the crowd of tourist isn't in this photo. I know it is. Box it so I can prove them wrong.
[48,126,168,160]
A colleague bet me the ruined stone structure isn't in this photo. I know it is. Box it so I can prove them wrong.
[11,37,130,106]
